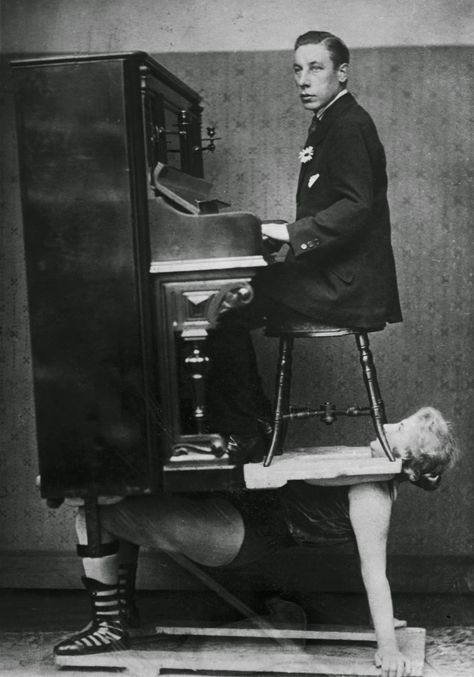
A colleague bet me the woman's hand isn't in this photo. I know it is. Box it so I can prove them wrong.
[374,647,411,677]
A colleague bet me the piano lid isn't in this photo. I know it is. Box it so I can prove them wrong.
[152,162,230,214]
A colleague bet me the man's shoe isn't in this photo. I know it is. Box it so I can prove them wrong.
[226,432,265,465]
[207,281,254,326]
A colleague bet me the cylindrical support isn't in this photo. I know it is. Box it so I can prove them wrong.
[264,336,293,466]
[355,332,395,462]
[84,497,103,558]
[184,343,210,435]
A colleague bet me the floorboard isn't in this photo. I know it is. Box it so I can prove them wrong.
[0,591,472,676]
[55,627,426,675]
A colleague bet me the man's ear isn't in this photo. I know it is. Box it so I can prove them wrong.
[338,63,349,84]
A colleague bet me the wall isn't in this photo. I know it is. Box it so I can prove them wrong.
[0,0,473,591]
[2,0,473,52]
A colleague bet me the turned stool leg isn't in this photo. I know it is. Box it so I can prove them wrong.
[264,336,293,466]
[355,332,395,462]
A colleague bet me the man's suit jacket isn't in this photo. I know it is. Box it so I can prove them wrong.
[258,92,402,329]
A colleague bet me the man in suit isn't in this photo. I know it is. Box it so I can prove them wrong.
[206,30,402,462]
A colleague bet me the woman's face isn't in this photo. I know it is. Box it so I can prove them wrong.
[370,413,420,458]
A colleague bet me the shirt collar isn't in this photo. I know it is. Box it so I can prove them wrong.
[316,89,348,121]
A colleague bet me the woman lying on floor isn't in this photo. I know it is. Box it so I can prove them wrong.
[54,406,458,677]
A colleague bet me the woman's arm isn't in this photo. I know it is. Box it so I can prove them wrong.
[349,482,411,677]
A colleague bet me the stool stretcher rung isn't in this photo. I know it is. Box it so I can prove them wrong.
[285,405,372,421]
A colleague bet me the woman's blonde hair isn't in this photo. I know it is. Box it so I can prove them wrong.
[401,407,459,490]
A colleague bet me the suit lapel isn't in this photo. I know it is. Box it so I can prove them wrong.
[297,161,308,196]
[309,92,357,145]
[297,92,357,196]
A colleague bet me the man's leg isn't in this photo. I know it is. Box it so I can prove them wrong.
[206,292,271,435]
[205,275,296,461]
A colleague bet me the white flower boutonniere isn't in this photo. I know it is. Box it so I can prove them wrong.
[298,145,314,163]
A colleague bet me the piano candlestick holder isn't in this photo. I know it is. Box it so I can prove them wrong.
[156,110,192,146]
[194,126,221,153]
[157,109,220,154]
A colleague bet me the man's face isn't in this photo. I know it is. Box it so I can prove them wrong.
[293,43,348,112]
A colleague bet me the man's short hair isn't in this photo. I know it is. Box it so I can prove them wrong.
[294,31,350,68]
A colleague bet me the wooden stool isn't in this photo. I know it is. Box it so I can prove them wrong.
[264,314,395,467]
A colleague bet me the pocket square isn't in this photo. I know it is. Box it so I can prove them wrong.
[308,173,320,188]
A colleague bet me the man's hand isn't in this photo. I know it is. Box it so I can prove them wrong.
[261,220,290,242]
[374,648,411,677]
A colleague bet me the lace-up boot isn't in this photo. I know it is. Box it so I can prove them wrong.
[118,562,140,628]
[54,577,130,656]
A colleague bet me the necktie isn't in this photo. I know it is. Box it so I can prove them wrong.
[308,114,320,136]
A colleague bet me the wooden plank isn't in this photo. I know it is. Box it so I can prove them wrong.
[56,627,426,676]
[244,447,402,489]
[152,623,386,641]
[286,446,374,457]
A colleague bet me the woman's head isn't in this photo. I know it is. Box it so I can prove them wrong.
[371,407,459,490]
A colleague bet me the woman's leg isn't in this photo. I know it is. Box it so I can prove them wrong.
[55,493,245,656]
[118,540,140,627]
[100,494,245,568]
[54,509,127,656]
[73,516,140,626]
[75,507,119,583]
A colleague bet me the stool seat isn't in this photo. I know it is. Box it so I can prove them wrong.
[265,314,385,338]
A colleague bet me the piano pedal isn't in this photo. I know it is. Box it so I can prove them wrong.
[171,434,227,459]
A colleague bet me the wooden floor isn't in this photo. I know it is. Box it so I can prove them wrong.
[55,629,427,676]
[0,590,473,676]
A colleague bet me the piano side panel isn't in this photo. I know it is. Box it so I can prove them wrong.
[14,58,160,498]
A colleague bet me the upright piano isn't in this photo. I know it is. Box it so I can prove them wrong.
[12,52,267,514]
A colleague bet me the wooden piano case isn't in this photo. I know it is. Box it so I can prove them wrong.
[11,52,209,501]
[12,52,265,505]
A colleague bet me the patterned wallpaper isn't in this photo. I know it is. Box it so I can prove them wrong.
[0,47,472,564]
